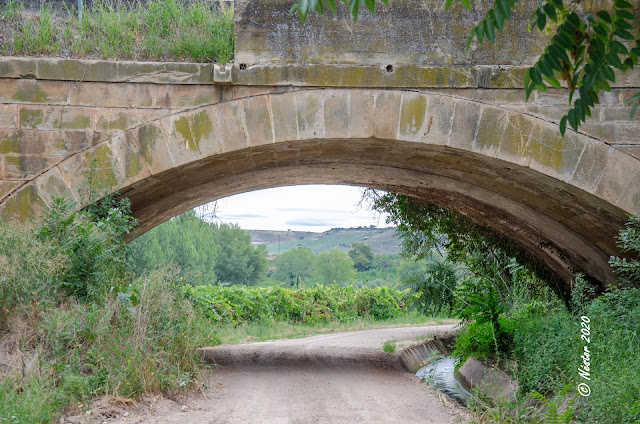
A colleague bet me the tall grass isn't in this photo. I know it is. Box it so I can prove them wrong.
[455,282,640,423]
[0,198,217,424]
[0,0,234,63]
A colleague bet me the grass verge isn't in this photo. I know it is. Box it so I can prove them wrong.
[0,0,234,63]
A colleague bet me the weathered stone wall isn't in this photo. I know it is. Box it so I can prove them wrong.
[1,62,638,295]
[0,59,224,202]
[233,0,640,90]
[235,0,550,66]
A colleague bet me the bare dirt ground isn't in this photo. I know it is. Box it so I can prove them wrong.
[65,325,471,424]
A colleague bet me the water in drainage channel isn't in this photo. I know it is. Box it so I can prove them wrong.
[415,356,472,405]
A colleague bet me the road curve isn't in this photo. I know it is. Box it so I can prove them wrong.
[103,325,471,424]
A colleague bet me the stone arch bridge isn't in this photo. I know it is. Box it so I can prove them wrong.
[0,0,639,296]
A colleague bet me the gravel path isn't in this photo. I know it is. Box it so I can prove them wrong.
[77,325,471,424]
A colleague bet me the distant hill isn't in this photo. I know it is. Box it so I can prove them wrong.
[248,227,401,256]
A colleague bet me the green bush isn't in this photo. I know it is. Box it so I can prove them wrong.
[0,199,216,423]
[572,288,640,423]
[382,339,397,353]
[452,316,515,365]
[511,307,578,395]
[184,284,412,326]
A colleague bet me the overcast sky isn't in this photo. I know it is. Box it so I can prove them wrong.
[198,185,392,232]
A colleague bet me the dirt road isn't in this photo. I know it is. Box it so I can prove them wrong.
[86,325,471,424]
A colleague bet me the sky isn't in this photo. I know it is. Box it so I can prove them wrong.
[197,185,392,232]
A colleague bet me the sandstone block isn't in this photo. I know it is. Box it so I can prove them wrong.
[243,96,274,146]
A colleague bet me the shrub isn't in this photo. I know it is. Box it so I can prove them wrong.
[0,198,216,423]
[184,284,412,326]
[382,339,397,353]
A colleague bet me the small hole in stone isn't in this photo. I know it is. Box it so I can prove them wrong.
[386,64,394,73]
[239,63,247,70]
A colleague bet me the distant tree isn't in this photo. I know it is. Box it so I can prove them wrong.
[348,242,374,272]
[273,246,315,286]
[128,210,218,282]
[212,223,268,285]
[315,248,356,285]
[129,212,267,285]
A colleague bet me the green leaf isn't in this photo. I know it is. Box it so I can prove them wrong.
[543,3,557,22]
[297,0,310,21]
[614,0,633,9]
[538,57,554,78]
[324,0,337,14]
[543,75,562,89]
[580,86,595,108]
[549,43,569,62]
[626,93,640,118]
[594,74,612,92]
[545,54,562,72]
[483,19,495,43]
[445,0,454,10]
[567,109,577,131]
[547,0,564,9]
[575,99,585,122]
[364,0,376,13]
[606,54,623,70]
[493,8,504,32]
[616,10,635,20]
[475,25,485,43]
[530,65,543,85]
[615,19,634,30]
[498,0,511,20]
[459,0,472,10]
[310,0,324,14]
[537,10,547,31]
[596,10,612,23]
[610,40,629,55]
[566,13,582,30]
[523,69,534,100]
[554,33,574,50]
[559,115,568,136]
[465,30,475,50]
[614,28,634,40]
[349,0,359,21]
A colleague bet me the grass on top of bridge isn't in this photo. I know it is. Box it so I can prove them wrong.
[0,0,234,63]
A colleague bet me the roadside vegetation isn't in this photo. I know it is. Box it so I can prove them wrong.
[2,188,639,423]
[371,190,640,424]
[0,196,217,424]
[0,194,440,422]
[0,0,234,63]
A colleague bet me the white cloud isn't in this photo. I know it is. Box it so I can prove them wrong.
[198,185,390,232]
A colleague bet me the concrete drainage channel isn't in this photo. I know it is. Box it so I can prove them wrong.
[398,336,519,406]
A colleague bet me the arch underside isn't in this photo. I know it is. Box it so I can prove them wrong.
[118,137,627,293]
[1,86,635,296]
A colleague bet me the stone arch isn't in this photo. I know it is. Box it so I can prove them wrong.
[1,88,638,293]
